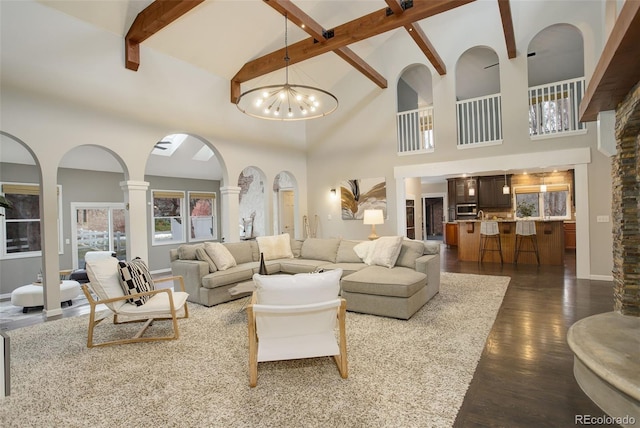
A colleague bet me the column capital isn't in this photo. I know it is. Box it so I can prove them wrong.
[120,180,149,192]
[220,186,241,195]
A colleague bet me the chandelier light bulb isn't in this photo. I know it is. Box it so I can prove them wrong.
[255,99,263,107]
[262,91,269,98]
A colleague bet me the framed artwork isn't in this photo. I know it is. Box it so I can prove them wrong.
[340,177,386,220]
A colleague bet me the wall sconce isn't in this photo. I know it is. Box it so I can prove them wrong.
[330,188,337,199]
[363,209,384,240]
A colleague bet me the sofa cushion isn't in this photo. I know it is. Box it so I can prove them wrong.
[396,239,427,268]
[278,258,330,275]
[320,263,368,277]
[117,258,155,306]
[256,233,294,261]
[336,240,364,263]
[341,266,426,298]
[254,268,342,305]
[290,240,303,258]
[177,243,204,260]
[301,238,341,263]
[195,247,217,273]
[204,242,237,271]
[201,264,254,289]
[368,236,404,268]
[223,241,254,265]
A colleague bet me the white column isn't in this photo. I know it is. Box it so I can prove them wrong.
[41,168,62,318]
[574,164,590,279]
[221,186,241,242]
[120,180,149,261]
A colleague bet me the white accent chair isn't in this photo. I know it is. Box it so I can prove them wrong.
[83,257,189,348]
[247,269,348,387]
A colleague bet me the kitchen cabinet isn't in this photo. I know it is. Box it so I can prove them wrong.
[444,223,458,247]
[454,178,477,204]
[447,179,456,220]
[564,222,576,249]
[406,200,415,239]
[478,175,512,208]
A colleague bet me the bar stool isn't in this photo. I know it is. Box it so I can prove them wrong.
[479,221,503,264]
[514,220,540,265]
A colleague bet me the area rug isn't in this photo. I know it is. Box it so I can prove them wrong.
[0,272,509,428]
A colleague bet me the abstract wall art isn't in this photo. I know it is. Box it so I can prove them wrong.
[340,177,386,220]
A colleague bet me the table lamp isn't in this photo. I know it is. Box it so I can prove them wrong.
[363,209,384,240]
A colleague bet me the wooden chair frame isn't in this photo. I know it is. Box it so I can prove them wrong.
[247,292,348,387]
[81,275,189,348]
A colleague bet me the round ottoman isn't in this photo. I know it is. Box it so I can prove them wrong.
[10,280,82,313]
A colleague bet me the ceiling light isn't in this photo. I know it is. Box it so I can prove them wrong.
[235,14,338,121]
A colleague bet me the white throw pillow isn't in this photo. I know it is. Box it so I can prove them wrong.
[204,242,237,271]
[254,268,342,305]
[256,233,294,261]
[353,240,375,265]
[369,236,404,268]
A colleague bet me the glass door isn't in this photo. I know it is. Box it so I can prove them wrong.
[72,203,126,269]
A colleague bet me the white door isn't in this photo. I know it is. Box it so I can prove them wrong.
[279,190,295,236]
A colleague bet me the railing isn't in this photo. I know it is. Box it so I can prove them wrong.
[396,106,434,154]
[456,93,502,147]
[528,77,586,137]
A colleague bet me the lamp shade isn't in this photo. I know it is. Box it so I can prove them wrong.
[363,209,384,225]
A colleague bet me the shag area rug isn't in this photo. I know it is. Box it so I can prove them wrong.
[0,272,509,428]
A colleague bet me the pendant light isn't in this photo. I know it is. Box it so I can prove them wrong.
[502,173,510,194]
[235,13,338,121]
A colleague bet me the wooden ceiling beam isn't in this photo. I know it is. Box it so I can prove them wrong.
[580,0,640,121]
[384,0,446,75]
[125,0,204,71]
[497,0,516,59]
[232,0,474,102]
[263,0,387,89]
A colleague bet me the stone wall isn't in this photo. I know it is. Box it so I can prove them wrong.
[612,81,640,316]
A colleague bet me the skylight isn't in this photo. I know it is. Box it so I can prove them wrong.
[152,133,187,157]
[192,145,214,161]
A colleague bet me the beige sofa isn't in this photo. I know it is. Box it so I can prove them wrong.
[169,236,440,320]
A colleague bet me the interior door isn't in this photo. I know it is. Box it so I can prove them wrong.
[72,203,126,269]
[279,190,295,236]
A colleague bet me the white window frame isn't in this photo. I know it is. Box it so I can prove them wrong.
[1,182,63,259]
[151,189,186,246]
[513,184,572,220]
[188,191,217,242]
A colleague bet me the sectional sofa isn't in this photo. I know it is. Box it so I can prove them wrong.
[170,235,440,319]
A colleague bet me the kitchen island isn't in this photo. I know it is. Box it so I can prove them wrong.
[457,220,565,265]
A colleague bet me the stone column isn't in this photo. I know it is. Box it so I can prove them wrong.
[612,81,640,316]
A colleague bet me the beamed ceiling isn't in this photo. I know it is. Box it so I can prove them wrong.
[123,0,516,103]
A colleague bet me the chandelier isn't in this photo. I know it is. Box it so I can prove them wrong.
[235,14,338,121]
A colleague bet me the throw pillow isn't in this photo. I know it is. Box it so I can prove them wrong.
[256,233,294,261]
[336,240,364,263]
[85,256,126,312]
[117,258,155,306]
[396,239,426,268]
[195,247,217,273]
[204,242,237,271]
[177,243,204,260]
[353,240,375,265]
[254,268,342,305]
[369,236,404,268]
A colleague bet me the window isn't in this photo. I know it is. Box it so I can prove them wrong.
[189,192,217,241]
[1,183,63,258]
[514,184,571,220]
[152,190,185,245]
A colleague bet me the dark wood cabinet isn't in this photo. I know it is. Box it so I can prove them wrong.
[564,222,576,249]
[478,175,512,208]
[454,178,477,204]
[406,199,415,239]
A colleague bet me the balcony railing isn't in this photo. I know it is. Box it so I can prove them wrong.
[528,77,586,137]
[396,106,434,154]
[456,93,502,147]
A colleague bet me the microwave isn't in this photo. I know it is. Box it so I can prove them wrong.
[456,204,477,216]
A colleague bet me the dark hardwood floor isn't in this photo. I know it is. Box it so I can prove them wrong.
[3,247,616,427]
[447,246,617,427]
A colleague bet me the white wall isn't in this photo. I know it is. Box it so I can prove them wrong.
[305,1,613,279]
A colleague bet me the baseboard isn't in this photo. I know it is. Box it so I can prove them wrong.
[0,293,11,302]
[150,268,171,276]
[590,274,613,282]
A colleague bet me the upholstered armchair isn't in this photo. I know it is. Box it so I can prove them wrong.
[247,268,348,387]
